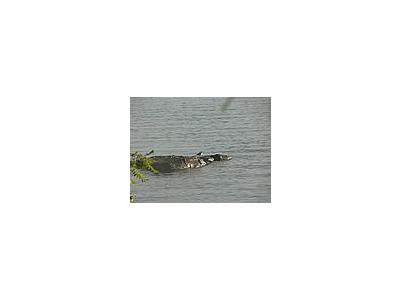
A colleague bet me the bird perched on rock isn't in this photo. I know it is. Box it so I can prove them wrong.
[145,150,154,156]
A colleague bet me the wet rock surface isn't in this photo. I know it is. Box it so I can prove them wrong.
[149,154,232,173]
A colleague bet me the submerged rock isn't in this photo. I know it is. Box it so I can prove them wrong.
[149,153,232,173]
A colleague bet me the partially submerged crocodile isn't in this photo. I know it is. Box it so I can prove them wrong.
[148,153,232,173]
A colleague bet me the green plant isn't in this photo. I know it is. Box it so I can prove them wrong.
[130,151,158,202]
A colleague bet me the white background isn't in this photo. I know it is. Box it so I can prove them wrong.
[1,0,399,299]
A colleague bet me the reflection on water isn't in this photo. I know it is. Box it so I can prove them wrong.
[130,97,271,202]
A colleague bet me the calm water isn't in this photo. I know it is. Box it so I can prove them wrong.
[130,97,271,202]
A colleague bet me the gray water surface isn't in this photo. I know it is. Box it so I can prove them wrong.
[130,97,271,202]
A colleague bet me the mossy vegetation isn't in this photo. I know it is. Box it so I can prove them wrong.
[130,151,158,202]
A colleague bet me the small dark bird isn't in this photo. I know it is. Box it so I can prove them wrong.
[221,97,234,112]
[145,150,154,156]
[196,152,203,156]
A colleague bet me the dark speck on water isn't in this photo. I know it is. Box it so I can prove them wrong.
[130,97,271,202]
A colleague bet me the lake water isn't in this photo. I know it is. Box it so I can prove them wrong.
[130,97,271,202]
